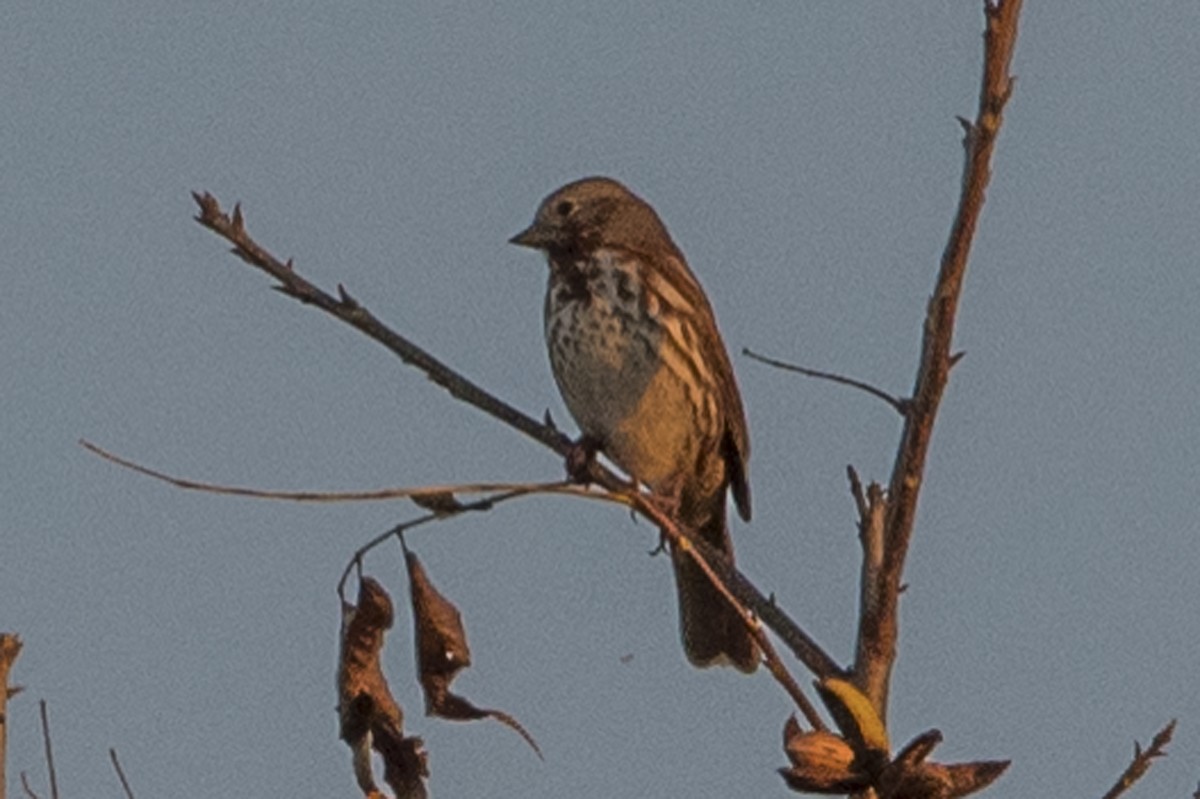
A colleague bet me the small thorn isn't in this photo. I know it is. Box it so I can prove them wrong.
[956,115,972,133]
[231,203,245,233]
[337,284,359,307]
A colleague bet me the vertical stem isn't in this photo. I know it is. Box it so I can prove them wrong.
[0,634,24,799]
[39,701,58,799]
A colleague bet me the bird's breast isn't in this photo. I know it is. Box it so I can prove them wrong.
[543,250,704,488]
[544,251,660,430]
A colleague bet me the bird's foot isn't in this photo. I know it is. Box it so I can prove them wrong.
[644,487,684,557]
[564,434,602,484]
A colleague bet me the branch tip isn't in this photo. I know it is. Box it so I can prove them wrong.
[847,466,868,518]
[1099,719,1175,799]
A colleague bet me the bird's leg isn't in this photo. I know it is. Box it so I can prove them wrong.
[645,478,686,557]
[564,434,603,484]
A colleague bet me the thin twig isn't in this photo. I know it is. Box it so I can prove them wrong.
[38,701,57,799]
[81,439,556,504]
[754,631,826,732]
[19,772,39,799]
[336,481,595,597]
[851,0,1024,720]
[109,748,136,799]
[1099,720,1176,799]
[743,348,910,416]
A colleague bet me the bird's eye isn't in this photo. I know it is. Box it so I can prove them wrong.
[555,200,575,217]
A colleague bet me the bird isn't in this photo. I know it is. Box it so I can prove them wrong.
[509,176,757,672]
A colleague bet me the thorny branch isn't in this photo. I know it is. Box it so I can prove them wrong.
[849,0,1025,720]
[1098,720,1176,799]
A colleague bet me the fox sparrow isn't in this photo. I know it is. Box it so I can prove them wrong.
[510,177,757,672]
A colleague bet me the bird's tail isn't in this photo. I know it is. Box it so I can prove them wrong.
[670,499,758,673]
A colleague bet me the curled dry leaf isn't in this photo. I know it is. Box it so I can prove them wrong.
[784,692,1009,799]
[405,546,543,759]
[338,577,430,799]
[877,730,1009,799]
[878,758,1010,799]
[779,715,869,794]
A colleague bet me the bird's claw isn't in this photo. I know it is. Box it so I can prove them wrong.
[564,435,602,484]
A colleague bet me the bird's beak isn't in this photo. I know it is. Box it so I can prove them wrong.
[508,224,545,249]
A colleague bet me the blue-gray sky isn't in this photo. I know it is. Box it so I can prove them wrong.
[3,3,1198,797]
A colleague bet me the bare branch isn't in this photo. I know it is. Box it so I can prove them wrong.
[1099,720,1176,799]
[851,0,1024,719]
[38,702,57,799]
[109,749,136,799]
[19,772,39,799]
[81,439,559,504]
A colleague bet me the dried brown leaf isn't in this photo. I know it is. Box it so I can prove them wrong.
[878,757,1009,799]
[780,717,867,794]
[405,546,471,694]
[404,546,541,758]
[337,577,430,798]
